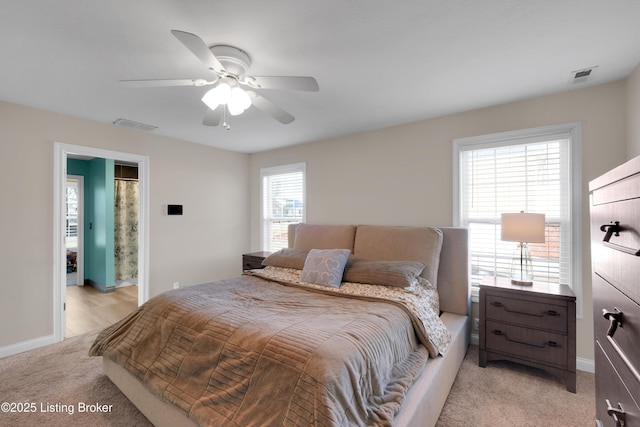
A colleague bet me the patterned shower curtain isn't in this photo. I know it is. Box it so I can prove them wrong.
[114,179,138,281]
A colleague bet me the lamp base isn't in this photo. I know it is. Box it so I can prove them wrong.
[509,242,535,286]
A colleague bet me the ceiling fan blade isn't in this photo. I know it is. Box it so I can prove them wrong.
[203,106,223,126]
[248,92,295,124]
[243,76,319,92]
[119,78,214,88]
[170,30,226,74]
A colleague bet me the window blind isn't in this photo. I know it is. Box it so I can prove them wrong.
[458,135,572,288]
[261,163,305,252]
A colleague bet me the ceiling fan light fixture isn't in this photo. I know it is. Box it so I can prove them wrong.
[201,82,231,110]
[202,82,251,116]
[228,87,252,115]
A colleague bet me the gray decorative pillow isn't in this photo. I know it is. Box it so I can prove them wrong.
[300,249,351,288]
[343,258,426,288]
[262,248,309,270]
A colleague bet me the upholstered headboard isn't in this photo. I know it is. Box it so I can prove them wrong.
[287,224,470,316]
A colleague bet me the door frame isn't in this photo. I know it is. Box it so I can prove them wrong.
[53,142,150,342]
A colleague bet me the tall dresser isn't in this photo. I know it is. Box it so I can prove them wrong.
[590,156,640,427]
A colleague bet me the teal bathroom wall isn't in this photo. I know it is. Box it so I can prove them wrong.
[67,158,115,290]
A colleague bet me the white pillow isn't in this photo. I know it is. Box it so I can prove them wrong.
[300,249,351,288]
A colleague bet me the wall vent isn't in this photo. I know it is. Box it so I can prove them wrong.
[113,118,158,132]
[569,66,598,85]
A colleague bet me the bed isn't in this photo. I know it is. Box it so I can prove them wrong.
[90,224,470,427]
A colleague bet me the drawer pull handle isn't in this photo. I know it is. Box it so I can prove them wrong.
[603,308,623,337]
[492,330,561,349]
[605,399,626,427]
[491,302,561,318]
[600,221,640,256]
[602,308,640,385]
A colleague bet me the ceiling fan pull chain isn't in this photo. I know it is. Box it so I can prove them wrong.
[222,105,231,130]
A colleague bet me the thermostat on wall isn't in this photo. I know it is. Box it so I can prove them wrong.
[168,204,183,215]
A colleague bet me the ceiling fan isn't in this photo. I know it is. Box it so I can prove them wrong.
[120,30,319,128]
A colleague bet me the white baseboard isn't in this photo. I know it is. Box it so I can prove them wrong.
[469,332,595,373]
[576,356,595,373]
[0,334,55,359]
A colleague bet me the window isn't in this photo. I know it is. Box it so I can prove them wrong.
[453,123,582,313]
[261,163,306,252]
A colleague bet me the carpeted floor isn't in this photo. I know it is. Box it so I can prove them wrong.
[0,332,151,427]
[0,335,594,426]
[436,345,595,427]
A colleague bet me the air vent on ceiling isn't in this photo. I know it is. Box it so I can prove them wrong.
[569,66,598,85]
[113,118,158,132]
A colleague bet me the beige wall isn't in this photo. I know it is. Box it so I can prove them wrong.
[250,81,630,365]
[0,101,250,349]
[627,64,640,157]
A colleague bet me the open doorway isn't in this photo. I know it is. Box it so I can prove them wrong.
[53,143,149,342]
[64,159,141,337]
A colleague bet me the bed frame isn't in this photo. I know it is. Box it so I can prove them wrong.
[103,225,470,427]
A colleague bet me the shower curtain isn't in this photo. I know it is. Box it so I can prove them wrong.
[114,179,138,281]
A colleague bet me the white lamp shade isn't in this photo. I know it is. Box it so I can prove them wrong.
[501,212,546,243]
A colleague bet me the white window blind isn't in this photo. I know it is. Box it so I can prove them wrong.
[261,163,305,252]
[454,124,581,304]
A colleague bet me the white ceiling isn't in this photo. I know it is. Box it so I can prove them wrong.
[1,1,639,153]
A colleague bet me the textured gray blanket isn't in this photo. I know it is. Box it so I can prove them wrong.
[90,274,430,426]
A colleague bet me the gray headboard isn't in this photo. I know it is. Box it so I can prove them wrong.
[287,224,470,316]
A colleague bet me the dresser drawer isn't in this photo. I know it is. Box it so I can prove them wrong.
[595,342,640,427]
[486,295,568,333]
[593,273,640,399]
[591,197,640,303]
[485,320,568,368]
[591,171,640,206]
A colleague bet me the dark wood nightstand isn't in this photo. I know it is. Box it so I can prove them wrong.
[479,276,577,392]
[242,251,271,271]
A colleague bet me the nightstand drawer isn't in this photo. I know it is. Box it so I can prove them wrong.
[485,320,568,368]
[242,252,271,271]
[243,259,263,270]
[486,295,568,333]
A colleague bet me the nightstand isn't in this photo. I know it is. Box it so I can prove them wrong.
[479,277,576,392]
[242,251,271,271]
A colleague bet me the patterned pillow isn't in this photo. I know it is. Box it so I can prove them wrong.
[300,249,351,288]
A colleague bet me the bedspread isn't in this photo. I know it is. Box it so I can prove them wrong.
[90,274,441,426]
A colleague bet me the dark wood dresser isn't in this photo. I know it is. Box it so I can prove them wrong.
[479,277,576,392]
[590,157,640,427]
